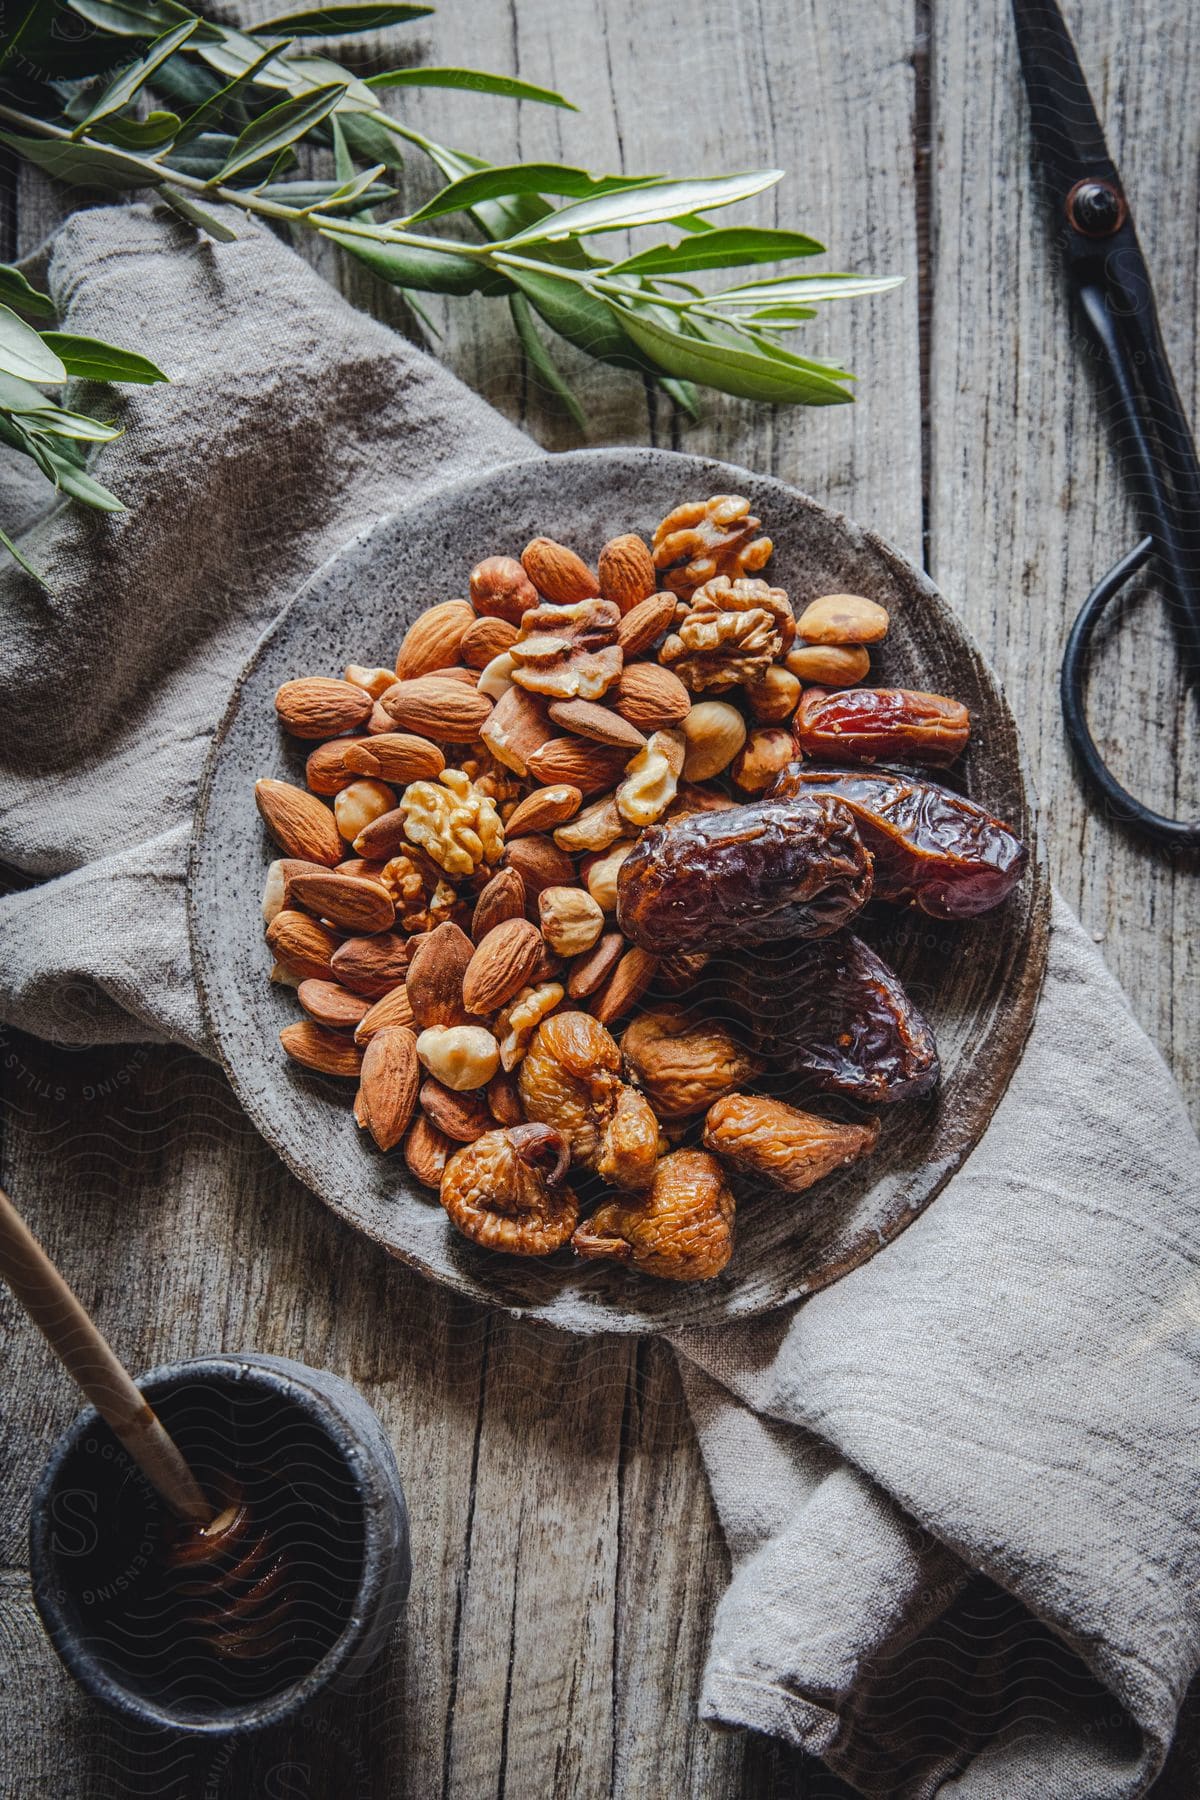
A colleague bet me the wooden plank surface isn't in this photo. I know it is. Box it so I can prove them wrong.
[1,0,1196,1796]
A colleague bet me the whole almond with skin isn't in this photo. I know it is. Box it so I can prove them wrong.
[471,867,526,941]
[335,856,389,883]
[505,784,583,838]
[405,921,474,1028]
[616,590,677,657]
[502,834,577,899]
[280,1020,363,1078]
[265,909,340,982]
[382,677,492,743]
[287,870,396,935]
[480,684,554,775]
[469,555,539,625]
[547,699,647,751]
[297,979,371,1030]
[275,677,373,740]
[566,929,625,998]
[404,1114,454,1187]
[354,983,416,1045]
[611,662,691,731]
[265,857,327,921]
[395,599,475,679]
[354,1026,420,1151]
[598,534,657,613]
[255,779,342,866]
[331,931,411,997]
[591,946,660,1026]
[423,665,480,687]
[419,1077,491,1143]
[521,537,600,604]
[343,733,444,783]
[463,917,544,1014]
[350,807,412,862]
[460,614,519,669]
[525,737,631,796]
[486,1069,523,1126]
[305,737,361,797]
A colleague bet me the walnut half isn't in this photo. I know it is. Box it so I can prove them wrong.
[659,576,795,693]
[509,599,623,701]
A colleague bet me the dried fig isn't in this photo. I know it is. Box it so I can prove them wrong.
[518,1010,658,1188]
[621,1007,762,1119]
[572,1150,734,1281]
[703,1092,879,1192]
[440,1123,579,1256]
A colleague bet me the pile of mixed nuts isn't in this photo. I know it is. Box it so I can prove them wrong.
[256,494,1027,1283]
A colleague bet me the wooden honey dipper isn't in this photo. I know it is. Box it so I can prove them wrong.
[0,1182,291,1662]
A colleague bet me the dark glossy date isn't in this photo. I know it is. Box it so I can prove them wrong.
[793,686,970,766]
[770,763,1028,918]
[616,793,873,954]
[723,930,940,1104]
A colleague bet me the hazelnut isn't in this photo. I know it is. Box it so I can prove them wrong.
[469,554,540,626]
[416,1024,500,1091]
[680,701,746,781]
[586,840,637,911]
[746,665,802,723]
[539,886,605,958]
[731,727,794,794]
[334,778,396,843]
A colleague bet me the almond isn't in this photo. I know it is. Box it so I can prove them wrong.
[611,662,691,731]
[352,807,411,861]
[566,929,625,998]
[298,978,371,1030]
[354,983,416,1045]
[331,932,411,997]
[419,1077,491,1143]
[502,834,577,900]
[486,1070,523,1126]
[275,677,373,740]
[525,737,631,796]
[265,857,327,921]
[265,909,340,981]
[521,536,600,604]
[423,666,480,686]
[591,946,659,1025]
[287,870,396,935]
[395,599,475,679]
[547,698,646,751]
[598,534,656,613]
[405,921,474,1028]
[305,737,362,797]
[404,1114,454,1187]
[382,677,492,743]
[471,867,527,941]
[616,591,677,657]
[354,1025,419,1151]
[469,555,540,625]
[342,733,445,783]
[280,1020,363,1078]
[335,856,390,883]
[480,684,554,775]
[461,614,519,670]
[255,779,342,866]
[463,917,544,1014]
[504,784,583,839]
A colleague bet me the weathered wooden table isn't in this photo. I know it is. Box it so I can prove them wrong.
[2,2,1197,1794]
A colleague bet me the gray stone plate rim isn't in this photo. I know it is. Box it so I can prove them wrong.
[188,447,1050,1336]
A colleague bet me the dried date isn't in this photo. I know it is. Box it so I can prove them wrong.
[793,686,970,766]
[615,793,873,954]
[770,764,1027,918]
[723,930,940,1104]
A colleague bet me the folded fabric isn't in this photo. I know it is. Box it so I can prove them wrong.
[2,204,1197,1799]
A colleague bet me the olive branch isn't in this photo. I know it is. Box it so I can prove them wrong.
[0,0,901,577]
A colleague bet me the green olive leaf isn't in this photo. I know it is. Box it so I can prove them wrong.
[0,304,66,385]
[367,67,575,110]
[40,332,168,383]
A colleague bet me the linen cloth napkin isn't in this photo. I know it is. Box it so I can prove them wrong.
[2,205,1198,1800]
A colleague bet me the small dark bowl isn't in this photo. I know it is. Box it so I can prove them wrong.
[29,1353,410,1737]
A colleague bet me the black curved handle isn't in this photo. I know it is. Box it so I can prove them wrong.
[1061,536,1200,850]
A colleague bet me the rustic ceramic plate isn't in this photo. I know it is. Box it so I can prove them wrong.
[189,448,1049,1334]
